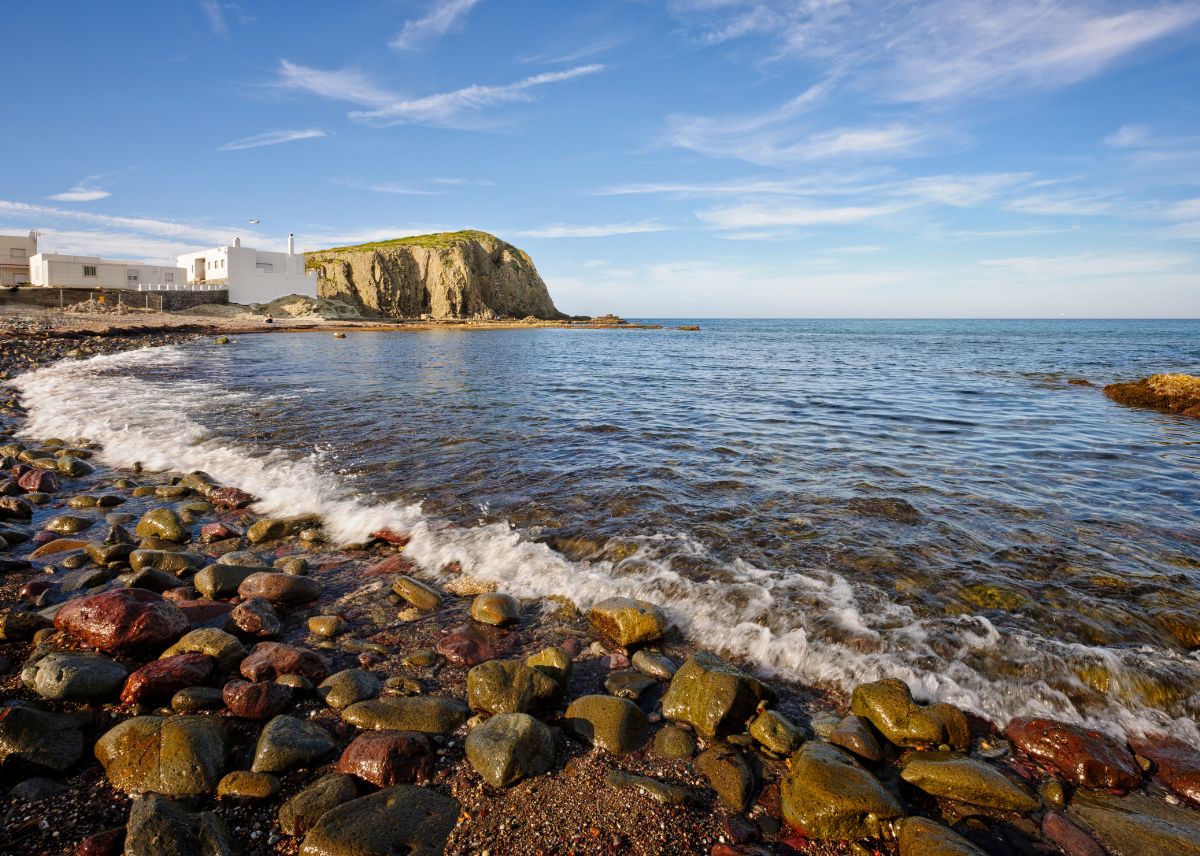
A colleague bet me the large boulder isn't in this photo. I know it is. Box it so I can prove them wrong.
[851,678,969,750]
[1008,717,1141,789]
[22,652,127,702]
[54,588,190,653]
[123,792,234,856]
[340,697,468,735]
[563,695,647,754]
[335,730,436,787]
[900,754,1038,813]
[781,741,903,840]
[95,716,226,795]
[467,659,561,715]
[588,596,668,647]
[298,785,460,856]
[661,650,774,738]
[465,712,555,788]
[0,704,84,771]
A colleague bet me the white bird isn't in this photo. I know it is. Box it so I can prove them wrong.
[247,218,260,224]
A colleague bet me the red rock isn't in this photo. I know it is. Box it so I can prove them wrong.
[176,598,234,628]
[435,624,507,667]
[54,588,190,654]
[1008,717,1141,789]
[200,522,240,543]
[75,827,125,856]
[371,529,410,546]
[120,652,214,705]
[17,469,57,493]
[30,529,57,546]
[1130,735,1200,807]
[364,554,414,576]
[711,846,772,856]
[1042,811,1106,856]
[208,487,255,510]
[724,814,761,844]
[240,641,330,683]
[602,653,630,669]
[0,496,32,520]
[227,598,281,637]
[222,679,292,719]
[335,730,435,786]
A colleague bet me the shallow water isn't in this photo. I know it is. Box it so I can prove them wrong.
[14,319,1200,737]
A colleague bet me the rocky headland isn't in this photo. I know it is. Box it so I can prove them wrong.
[0,334,1198,856]
[306,231,567,321]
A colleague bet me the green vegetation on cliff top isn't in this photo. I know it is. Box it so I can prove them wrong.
[308,229,504,255]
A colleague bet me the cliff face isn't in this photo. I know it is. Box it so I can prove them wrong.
[305,230,565,320]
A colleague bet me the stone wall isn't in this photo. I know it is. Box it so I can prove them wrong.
[0,286,227,312]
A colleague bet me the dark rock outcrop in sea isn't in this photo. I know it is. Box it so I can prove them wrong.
[305,230,567,320]
[1104,372,1200,417]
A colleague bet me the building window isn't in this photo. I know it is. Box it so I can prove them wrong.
[164,272,174,283]
[127,270,139,282]
[256,262,274,273]
[83,265,97,277]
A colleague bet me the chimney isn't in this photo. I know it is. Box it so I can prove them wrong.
[234,236,241,248]
[288,233,295,255]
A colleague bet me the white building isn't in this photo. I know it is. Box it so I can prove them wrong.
[177,234,316,305]
[0,232,37,286]
[29,253,187,289]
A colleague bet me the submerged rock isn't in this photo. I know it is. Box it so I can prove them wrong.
[781,741,903,840]
[465,712,554,788]
[1067,788,1200,855]
[661,650,775,739]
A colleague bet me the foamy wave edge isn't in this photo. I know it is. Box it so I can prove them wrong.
[12,345,1199,742]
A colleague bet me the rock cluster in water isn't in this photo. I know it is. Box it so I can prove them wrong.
[0,332,1199,855]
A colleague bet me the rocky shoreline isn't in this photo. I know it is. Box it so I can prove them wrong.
[0,332,1198,856]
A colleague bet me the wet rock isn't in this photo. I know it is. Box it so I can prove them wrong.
[391,576,443,611]
[851,678,970,750]
[0,704,84,771]
[76,826,126,856]
[661,650,775,739]
[653,724,697,759]
[129,549,205,575]
[470,592,520,626]
[54,588,190,653]
[199,522,239,543]
[121,652,214,706]
[467,659,561,714]
[564,694,647,754]
[298,785,460,856]
[227,597,281,637]
[341,696,468,735]
[436,624,502,666]
[10,776,67,802]
[0,608,51,641]
[120,566,185,593]
[194,564,257,599]
[749,709,803,755]
[172,686,225,713]
[135,508,188,543]
[275,555,309,575]
[246,517,286,543]
[632,649,678,680]
[781,741,904,840]
[0,496,33,520]
[30,537,89,558]
[897,817,987,855]
[318,669,380,710]
[604,769,700,805]
[526,646,572,689]
[1042,811,1106,856]
[1066,788,1200,855]
[95,715,226,795]
[222,679,293,719]
[238,571,320,606]
[175,598,234,629]
[56,456,93,477]
[901,753,1038,812]
[1008,717,1141,789]
[588,596,668,647]
[251,714,335,773]
[208,487,254,510]
[217,550,268,567]
[697,743,758,811]
[123,792,233,856]
[162,628,247,673]
[308,614,345,637]
[828,714,884,762]
[45,514,92,534]
[336,729,437,786]
[217,769,280,802]
[240,641,330,683]
[465,711,554,788]
[1130,735,1200,807]
[278,774,358,837]
[16,469,56,493]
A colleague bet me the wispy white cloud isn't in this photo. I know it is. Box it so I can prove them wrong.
[198,0,227,38]
[519,34,630,65]
[1005,191,1115,216]
[390,0,482,51]
[0,199,257,250]
[432,177,494,186]
[218,128,326,151]
[698,201,909,230]
[1105,124,1150,147]
[333,178,440,196]
[518,221,670,238]
[274,60,604,128]
[48,176,110,203]
[979,251,1192,278]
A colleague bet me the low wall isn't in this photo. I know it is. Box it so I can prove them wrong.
[0,286,228,312]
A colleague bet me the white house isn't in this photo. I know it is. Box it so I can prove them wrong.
[177,234,316,305]
[29,253,186,289]
[0,232,37,286]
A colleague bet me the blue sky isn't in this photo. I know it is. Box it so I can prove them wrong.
[2,1,1199,317]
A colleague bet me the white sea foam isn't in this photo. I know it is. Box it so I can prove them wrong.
[13,346,1200,740]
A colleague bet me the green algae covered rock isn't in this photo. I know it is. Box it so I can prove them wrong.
[588,596,667,647]
[661,650,774,738]
[781,741,903,840]
[851,678,969,749]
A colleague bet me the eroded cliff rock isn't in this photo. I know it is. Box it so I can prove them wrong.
[305,230,565,320]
